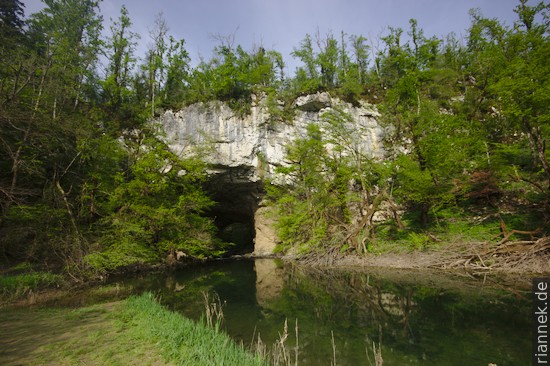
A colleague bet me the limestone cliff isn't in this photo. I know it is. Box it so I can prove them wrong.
[156,92,385,255]
[158,92,384,182]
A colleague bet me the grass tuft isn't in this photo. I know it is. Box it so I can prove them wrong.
[120,292,267,366]
[0,271,64,300]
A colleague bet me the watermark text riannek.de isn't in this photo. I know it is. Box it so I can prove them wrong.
[534,278,549,365]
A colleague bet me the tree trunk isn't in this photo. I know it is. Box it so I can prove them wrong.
[533,127,550,189]
[419,203,429,228]
[525,118,550,188]
[6,58,51,216]
[345,190,387,253]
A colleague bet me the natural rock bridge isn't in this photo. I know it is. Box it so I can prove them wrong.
[158,93,384,255]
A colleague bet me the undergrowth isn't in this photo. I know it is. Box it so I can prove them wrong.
[370,203,547,254]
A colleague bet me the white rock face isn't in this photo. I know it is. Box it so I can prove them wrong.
[294,91,332,111]
[158,93,384,182]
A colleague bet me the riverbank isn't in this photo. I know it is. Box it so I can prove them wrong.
[2,235,547,307]
[0,293,265,366]
[291,236,550,275]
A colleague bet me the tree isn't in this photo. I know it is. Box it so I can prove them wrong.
[316,31,339,89]
[378,19,471,227]
[350,34,370,85]
[246,45,284,89]
[211,44,243,101]
[162,36,190,109]
[491,1,550,188]
[28,0,103,117]
[184,60,215,104]
[321,108,389,252]
[0,0,25,47]
[272,123,330,251]
[338,34,370,102]
[102,5,138,119]
[145,12,169,117]
[86,130,221,272]
[271,109,388,254]
[291,33,321,93]
[0,0,29,216]
[1,0,103,220]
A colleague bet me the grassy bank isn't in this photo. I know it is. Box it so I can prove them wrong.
[0,263,64,304]
[0,293,266,366]
[120,293,265,365]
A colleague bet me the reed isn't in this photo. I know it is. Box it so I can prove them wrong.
[202,291,225,333]
[254,318,299,366]
[371,341,383,366]
[366,335,384,366]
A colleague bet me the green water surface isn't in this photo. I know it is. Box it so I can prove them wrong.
[116,259,531,365]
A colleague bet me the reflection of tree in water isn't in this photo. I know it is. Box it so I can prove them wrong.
[284,265,418,337]
[276,263,530,365]
[272,264,421,366]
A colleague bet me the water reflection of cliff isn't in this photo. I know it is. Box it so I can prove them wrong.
[254,258,285,307]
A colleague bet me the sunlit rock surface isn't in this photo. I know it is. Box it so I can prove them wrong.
[253,205,279,256]
[158,93,383,182]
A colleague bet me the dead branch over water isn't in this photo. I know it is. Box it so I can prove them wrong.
[296,235,550,275]
[430,236,550,273]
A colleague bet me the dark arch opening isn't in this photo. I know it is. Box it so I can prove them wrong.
[205,167,264,255]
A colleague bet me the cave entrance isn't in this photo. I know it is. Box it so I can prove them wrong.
[205,168,263,255]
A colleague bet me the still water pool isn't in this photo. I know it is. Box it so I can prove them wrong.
[112,258,531,365]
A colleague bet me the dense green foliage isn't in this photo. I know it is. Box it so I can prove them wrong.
[268,109,390,254]
[268,0,549,254]
[0,0,222,274]
[84,131,223,273]
[0,0,548,269]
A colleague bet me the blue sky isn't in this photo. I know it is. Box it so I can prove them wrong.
[23,0,522,74]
